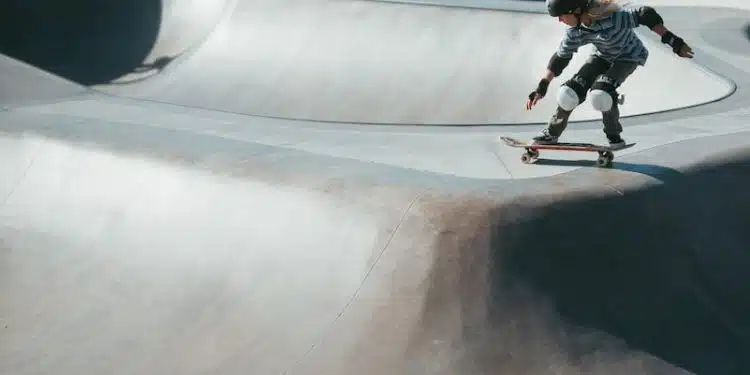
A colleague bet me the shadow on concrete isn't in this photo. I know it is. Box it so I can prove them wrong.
[420,151,750,374]
[533,159,685,184]
[744,23,750,41]
[106,56,176,85]
[484,152,750,374]
[0,0,164,85]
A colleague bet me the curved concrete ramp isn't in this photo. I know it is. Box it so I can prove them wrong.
[2,2,750,375]
[103,0,732,124]
[2,130,749,375]
[0,0,229,86]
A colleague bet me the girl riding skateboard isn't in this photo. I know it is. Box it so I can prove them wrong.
[525,0,694,147]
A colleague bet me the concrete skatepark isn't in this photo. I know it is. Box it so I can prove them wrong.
[1,0,749,374]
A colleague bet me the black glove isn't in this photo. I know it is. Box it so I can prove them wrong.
[661,31,685,55]
[528,79,550,101]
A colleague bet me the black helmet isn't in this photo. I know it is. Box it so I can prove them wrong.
[546,0,591,17]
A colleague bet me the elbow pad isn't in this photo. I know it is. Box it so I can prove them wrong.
[637,6,663,28]
[547,53,571,76]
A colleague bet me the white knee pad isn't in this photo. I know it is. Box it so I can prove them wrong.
[590,89,613,112]
[556,85,580,111]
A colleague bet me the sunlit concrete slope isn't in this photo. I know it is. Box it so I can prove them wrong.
[647,0,750,10]
[0,132,403,375]
[0,0,230,86]
[2,2,750,375]
[0,55,88,109]
[4,119,749,375]
[103,0,732,124]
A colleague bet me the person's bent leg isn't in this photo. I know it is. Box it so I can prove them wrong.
[533,55,610,144]
[591,61,639,146]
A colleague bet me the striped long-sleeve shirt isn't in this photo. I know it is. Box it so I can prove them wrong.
[556,7,649,65]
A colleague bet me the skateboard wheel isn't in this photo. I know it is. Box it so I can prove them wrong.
[521,150,538,164]
[596,153,613,168]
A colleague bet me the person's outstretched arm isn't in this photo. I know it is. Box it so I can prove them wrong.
[526,31,582,110]
[631,6,694,58]
[651,23,694,58]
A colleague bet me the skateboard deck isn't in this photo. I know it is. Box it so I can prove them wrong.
[499,136,636,168]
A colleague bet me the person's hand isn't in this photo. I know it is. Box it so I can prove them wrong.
[526,92,542,110]
[677,42,694,58]
[526,79,550,111]
[662,31,693,58]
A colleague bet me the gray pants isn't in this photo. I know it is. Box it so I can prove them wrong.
[546,55,639,138]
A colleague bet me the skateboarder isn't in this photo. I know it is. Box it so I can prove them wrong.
[525,0,694,147]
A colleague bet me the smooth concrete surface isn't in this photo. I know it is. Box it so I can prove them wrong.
[2,1,750,375]
[0,135,391,375]
[7,94,749,181]
[0,55,88,109]
[101,0,732,124]
[647,0,750,11]
[11,130,750,375]
[0,0,228,85]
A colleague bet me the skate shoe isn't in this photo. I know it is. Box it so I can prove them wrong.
[532,128,559,144]
[607,134,626,149]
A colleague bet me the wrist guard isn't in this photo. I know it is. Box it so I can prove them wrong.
[529,79,550,100]
[661,31,685,54]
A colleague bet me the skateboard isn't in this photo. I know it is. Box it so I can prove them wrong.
[499,136,636,168]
